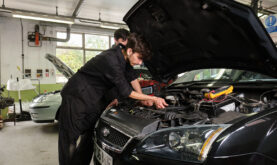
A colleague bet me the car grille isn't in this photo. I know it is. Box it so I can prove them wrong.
[96,120,130,149]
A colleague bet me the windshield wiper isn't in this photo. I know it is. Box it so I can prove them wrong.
[232,79,277,84]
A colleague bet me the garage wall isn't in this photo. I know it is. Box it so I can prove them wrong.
[0,17,57,85]
[0,17,116,119]
[0,17,115,86]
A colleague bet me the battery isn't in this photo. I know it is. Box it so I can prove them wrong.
[200,93,238,117]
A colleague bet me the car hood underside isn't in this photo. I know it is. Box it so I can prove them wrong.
[124,0,277,82]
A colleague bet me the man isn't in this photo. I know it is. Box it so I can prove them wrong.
[58,33,168,165]
[105,28,130,107]
[106,28,153,108]
[113,28,130,46]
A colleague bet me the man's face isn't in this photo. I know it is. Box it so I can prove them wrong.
[127,48,143,66]
[115,38,128,46]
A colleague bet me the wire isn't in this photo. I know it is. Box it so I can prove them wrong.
[227,94,264,107]
[226,94,244,103]
[194,100,205,112]
[20,18,24,79]
[259,89,277,102]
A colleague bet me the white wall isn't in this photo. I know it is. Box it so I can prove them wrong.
[0,17,57,84]
[0,17,116,85]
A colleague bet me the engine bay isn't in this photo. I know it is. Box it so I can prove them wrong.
[117,85,277,129]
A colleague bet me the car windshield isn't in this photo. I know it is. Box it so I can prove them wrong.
[172,69,277,84]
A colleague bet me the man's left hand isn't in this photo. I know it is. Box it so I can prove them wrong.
[106,99,118,109]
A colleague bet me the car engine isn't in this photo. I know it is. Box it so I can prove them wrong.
[116,86,277,129]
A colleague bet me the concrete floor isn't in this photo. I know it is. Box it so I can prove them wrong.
[0,121,59,165]
[0,121,95,165]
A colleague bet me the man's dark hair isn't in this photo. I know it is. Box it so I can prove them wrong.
[114,28,130,41]
[126,33,151,60]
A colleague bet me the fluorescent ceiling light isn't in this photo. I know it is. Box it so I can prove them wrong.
[13,12,74,24]
[100,24,119,29]
[78,19,101,25]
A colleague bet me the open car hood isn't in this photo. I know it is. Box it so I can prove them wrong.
[124,0,277,82]
[45,54,75,79]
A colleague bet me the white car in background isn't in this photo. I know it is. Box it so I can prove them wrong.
[29,90,62,123]
[29,54,74,123]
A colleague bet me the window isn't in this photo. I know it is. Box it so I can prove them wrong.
[56,32,113,83]
[110,37,115,47]
[172,69,277,85]
[57,32,82,47]
[56,49,83,72]
[85,34,109,50]
[194,69,221,81]
[85,51,102,62]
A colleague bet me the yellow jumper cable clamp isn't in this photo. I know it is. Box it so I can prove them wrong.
[204,85,233,99]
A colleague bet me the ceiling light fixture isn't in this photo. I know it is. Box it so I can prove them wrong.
[78,19,101,25]
[12,12,74,24]
[100,24,120,30]
[97,12,120,30]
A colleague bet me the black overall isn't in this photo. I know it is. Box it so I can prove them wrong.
[58,45,137,165]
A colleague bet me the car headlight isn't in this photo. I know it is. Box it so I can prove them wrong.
[135,124,230,163]
[33,95,44,103]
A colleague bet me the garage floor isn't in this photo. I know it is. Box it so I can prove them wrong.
[0,121,59,165]
[0,121,94,165]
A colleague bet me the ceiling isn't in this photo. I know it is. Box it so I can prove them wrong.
[0,0,276,25]
[236,0,277,15]
[2,0,138,24]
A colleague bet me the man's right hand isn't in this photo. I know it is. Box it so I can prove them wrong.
[153,97,168,109]
[129,91,168,109]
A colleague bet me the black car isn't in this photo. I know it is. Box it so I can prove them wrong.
[93,0,277,165]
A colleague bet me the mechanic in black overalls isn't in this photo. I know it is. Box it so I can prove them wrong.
[105,28,155,108]
[113,28,129,46]
[105,28,130,107]
[58,33,168,165]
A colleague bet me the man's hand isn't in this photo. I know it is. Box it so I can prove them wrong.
[106,99,118,109]
[129,91,168,109]
[141,100,154,107]
[153,97,168,109]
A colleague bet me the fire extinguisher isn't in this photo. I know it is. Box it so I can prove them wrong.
[35,25,40,46]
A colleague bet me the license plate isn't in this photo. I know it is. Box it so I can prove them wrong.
[94,143,113,165]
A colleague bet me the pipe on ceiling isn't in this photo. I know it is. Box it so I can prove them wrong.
[72,0,85,18]
[0,7,127,27]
